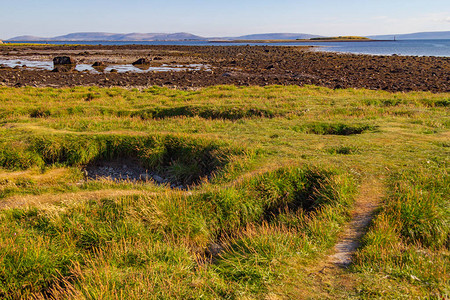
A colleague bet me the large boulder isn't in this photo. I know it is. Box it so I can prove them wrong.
[52,56,76,72]
[53,56,76,65]
[132,58,151,65]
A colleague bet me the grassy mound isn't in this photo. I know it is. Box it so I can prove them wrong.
[0,134,249,186]
[125,106,278,120]
[293,122,376,135]
[0,167,355,298]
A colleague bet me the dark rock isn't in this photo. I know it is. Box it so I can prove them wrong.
[140,174,151,181]
[132,58,151,65]
[153,57,163,60]
[152,175,164,183]
[53,56,76,65]
[52,56,76,72]
[92,61,105,67]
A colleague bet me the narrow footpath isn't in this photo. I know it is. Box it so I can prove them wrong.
[302,178,384,298]
[328,178,384,266]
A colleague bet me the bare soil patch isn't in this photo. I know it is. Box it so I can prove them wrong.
[84,157,187,189]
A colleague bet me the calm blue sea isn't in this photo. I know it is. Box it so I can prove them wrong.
[7,39,450,57]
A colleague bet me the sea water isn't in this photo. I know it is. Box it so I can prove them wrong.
[6,39,450,57]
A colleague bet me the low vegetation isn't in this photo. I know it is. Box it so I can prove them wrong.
[0,85,448,298]
[310,36,371,41]
[353,167,449,297]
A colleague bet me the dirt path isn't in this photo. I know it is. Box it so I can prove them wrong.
[328,178,384,266]
[300,178,384,298]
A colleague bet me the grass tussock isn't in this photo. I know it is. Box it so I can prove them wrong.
[1,134,250,186]
[126,106,280,120]
[293,122,376,135]
[0,166,356,298]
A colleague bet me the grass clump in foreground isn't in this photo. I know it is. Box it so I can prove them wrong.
[0,167,356,298]
[0,85,448,298]
[0,133,251,188]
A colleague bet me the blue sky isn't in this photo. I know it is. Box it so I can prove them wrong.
[1,0,449,38]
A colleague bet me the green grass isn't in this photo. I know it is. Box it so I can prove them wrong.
[0,85,448,298]
[353,167,449,297]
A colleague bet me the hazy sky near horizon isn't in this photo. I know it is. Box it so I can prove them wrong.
[1,0,449,39]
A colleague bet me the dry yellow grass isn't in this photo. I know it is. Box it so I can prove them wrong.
[0,189,148,210]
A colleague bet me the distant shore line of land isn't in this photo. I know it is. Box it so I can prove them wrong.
[3,39,395,44]
[210,38,394,43]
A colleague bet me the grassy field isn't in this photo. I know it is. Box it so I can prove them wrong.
[0,85,448,299]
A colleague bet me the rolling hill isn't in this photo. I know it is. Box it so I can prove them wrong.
[7,32,205,41]
[6,30,450,42]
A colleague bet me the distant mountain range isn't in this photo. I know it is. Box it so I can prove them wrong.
[6,32,322,41]
[5,31,450,41]
[7,32,205,41]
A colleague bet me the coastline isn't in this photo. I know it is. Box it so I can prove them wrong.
[0,44,448,92]
[3,39,449,57]
[209,39,395,43]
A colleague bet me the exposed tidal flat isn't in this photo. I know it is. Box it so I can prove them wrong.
[0,45,449,92]
[0,84,448,298]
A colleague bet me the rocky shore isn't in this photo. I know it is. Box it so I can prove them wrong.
[0,45,448,92]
